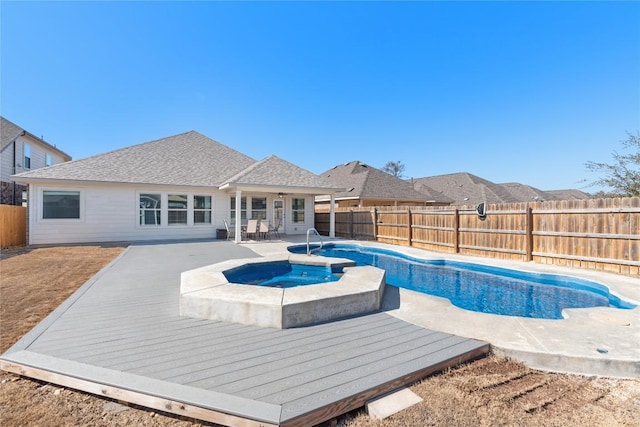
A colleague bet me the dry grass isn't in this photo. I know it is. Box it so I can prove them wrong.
[1,245,639,427]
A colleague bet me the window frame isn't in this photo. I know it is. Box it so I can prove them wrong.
[291,197,306,224]
[139,193,162,226]
[251,196,267,221]
[167,194,188,226]
[193,195,212,225]
[40,189,82,221]
[24,144,31,169]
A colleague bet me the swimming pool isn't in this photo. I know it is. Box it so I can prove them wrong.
[223,260,340,288]
[288,243,636,319]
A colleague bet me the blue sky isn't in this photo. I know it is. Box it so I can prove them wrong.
[2,1,639,192]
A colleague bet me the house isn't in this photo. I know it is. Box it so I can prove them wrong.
[412,172,518,206]
[1,116,71,205]
[413,172,592,205]
[545,189,591,200]
[12,130,342,245]
[315,160,452,209]
[498,182,557,202]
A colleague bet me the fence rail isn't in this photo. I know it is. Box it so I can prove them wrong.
[0,205,27,248]
[315,197,639,276]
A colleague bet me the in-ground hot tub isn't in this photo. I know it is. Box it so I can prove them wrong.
[223,260,342,288]
[180,254,386,329]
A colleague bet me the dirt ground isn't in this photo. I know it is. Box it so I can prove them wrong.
[1,245,639,426]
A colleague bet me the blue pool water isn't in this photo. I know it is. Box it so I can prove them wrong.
[224,261,340,288]
[288,243,636,319]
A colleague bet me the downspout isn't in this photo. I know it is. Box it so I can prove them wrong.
[12,140,16,204]
[12,131,26,205]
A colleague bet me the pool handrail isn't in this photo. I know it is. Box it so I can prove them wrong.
[306,228,324,255]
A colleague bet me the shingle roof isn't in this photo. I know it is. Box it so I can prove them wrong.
[413,172,520,205]
[414,173,593,204]
[1,116,71,160]
[320,161,447,202]
[1,117,24,150]
[13,131,256,187]
[223,155,339,191]
[546,189,591,200]
[499,182,555,202]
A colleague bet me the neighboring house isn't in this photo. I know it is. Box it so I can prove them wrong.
[315,160,452,209]
[413,172,520,206]
[546,189,591,200]
[413,172,592,205]
[12,130,341,245]
[498,182,557,202]
[1,117,71,205]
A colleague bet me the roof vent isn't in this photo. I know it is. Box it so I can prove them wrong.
[347,187,355,192]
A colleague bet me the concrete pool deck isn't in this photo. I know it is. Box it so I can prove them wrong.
[1,240,489,427]
[247,237,640,378]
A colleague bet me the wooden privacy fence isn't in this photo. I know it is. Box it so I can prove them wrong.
[315,197,640,276]
[0,205,27,248]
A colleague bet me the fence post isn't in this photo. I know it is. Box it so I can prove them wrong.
[371,208,378,241]
[525,204,533,261]
[407,209,413,247]
[453,208,459,253]
[350,209,354,239]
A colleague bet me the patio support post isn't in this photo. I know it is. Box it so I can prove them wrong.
[329,194,336,238]
[234,190,242,243]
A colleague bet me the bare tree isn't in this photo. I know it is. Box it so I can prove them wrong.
[586,131,640,197]
[382,160,406,178]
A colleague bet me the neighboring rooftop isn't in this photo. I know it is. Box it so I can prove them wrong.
[318,161,452,205]
[546,188,592,200]
[413,172,520,205]
[413,172,591,205]
[1,116,71,160]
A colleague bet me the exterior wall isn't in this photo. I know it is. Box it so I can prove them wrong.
[27,182,318,244]
[28,182,228,245]
[283,194,315,235]
[0,143,15,183]
[2,134,69,205]
[226,192,315,236]
[2,134,67,182]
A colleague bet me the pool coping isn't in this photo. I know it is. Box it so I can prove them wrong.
[180,254,387,329]
[243,238,640,378]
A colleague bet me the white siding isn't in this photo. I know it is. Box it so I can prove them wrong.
[2,134,69,182]
[0,143,15,182]
[28,183,230,245]
[283,194,315,235]
[27,183,318,244]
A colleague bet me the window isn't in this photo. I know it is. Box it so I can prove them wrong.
[251,197,267,220]
[24,144,31,169]
[292,197,305,223]
[230,196,246,224]
[168,194,188,225]
[194,195,212,224]
[140,193,161,226]
[43,191,80,219]
[45,154,52,167]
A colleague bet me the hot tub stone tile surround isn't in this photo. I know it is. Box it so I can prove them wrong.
[180,254,386,329]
